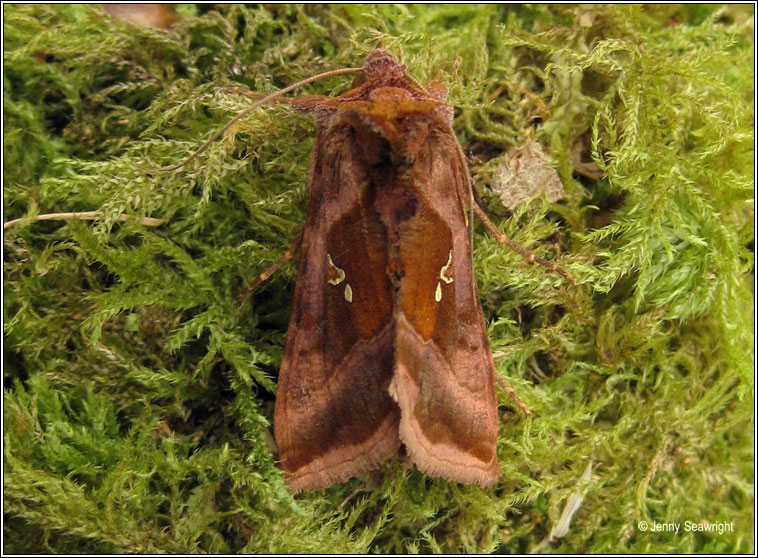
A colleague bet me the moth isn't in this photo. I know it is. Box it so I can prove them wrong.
[272,46,507,493]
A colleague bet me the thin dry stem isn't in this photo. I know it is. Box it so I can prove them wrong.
[4,211,165,230]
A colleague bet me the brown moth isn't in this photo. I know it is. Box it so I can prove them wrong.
[272,45,504,493]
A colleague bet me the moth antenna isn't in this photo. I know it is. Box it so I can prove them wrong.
[147,66,363,174]
[469,197,475,253]
[449,132,475,251]
[403,70,426,93]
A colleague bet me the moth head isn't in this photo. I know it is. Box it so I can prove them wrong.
[364,46,406,81]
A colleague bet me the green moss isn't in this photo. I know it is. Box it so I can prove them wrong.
[4,4,753,553]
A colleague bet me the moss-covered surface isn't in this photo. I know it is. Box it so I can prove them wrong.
[3,4,753,553]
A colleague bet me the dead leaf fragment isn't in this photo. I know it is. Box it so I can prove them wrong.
[491,139,565,209]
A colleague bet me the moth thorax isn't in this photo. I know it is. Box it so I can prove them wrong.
[368,87,412,101]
